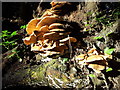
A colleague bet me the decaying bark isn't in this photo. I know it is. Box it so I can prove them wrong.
[3,59,88,89]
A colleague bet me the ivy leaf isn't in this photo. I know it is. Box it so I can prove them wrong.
[2,30,10,34]
[2,34,8,37]
[93,36,103,40]
[4,41,11,44]
[85,24,90,26]
[88,74,96,77]
[106,32,113,36]
[104,47,115,55]
[106,68,113,72]
[62,58,69,64]
[20,24,27,29]
[11,31,17,36]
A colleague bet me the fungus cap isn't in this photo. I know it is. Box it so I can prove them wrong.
[31,44,41,51]
[26,18,41,35]
[40,41,57,51]
[41,10,53,18]
[43,32,57,39]
[88,64,105,73]
[76,54,87,60]
[36,16,61,29]
[49,23,63,30]
[101,54,113,59]
[50,29,65,32]
[50,1,67,7]
[52,45,68,54]
[60,37,77,44]
[86,55,104,62]
[59,32,71,36]
[43,32,65,40]
[23,34,36,45]
[87,48,99,55]
[76,54,87,65]
[39,25,49,32]
[40,51,60,56]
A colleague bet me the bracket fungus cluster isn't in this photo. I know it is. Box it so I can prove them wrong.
[76,48,112,73]
[23,1,77,56]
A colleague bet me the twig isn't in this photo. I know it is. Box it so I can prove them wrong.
[68,35,73,59]
[102,73,109,90]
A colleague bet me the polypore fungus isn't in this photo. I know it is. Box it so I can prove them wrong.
[23,1,77,56]
[86,55,108,73]
[86,55,104,63]
[31,43,41,52]
[49,23,64,29]
[26,18,41,35]
[60,37,77,44]
[88,64,106,73]
[75,48,111,73]
[87,48,103,55]
[36,16,61,29]
[50,1,68,7]
[23,33,36,45]
[76,54,88,65]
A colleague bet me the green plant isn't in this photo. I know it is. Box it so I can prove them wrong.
[86,11,93,15]
[106,68,113,72]
[106,32,113,36]
[104,47,115,55]
[20,24,27,29]
[93,36,103,40]
[95,7,120,27]
[0,30,18,50]
[0,30,22,60]
[6,47,20,59]
[61,58,69,64]
[88,74,96,77]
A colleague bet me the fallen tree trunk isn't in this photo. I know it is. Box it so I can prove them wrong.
[3,59,86,89]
